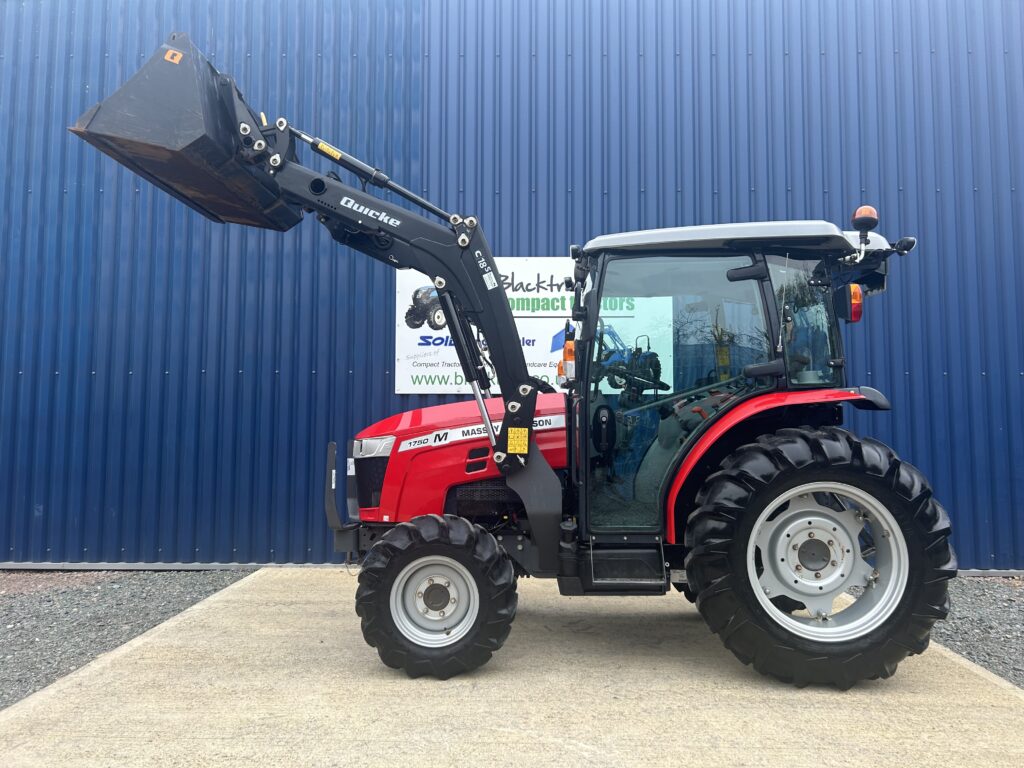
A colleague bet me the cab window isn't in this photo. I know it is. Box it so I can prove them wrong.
[766,255,841,387]
[586,254,772,531]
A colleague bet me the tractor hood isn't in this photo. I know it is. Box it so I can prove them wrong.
[350,393,568,527]
[356,392,567,446]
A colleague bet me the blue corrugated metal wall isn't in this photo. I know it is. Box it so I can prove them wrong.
[1,0,1021,567]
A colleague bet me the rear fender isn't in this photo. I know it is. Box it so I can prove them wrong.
[663,387,889,543]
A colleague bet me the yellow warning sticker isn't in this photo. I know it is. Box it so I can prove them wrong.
[506,427,529,455]
[164,49,183,64]
[317,141,343,161]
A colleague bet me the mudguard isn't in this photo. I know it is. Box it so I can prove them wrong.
[663,387,889,543]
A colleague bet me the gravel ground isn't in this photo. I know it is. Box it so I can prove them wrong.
[0,570,252,710]
[933,576,1024,688]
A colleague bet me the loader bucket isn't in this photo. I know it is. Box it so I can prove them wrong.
[70,32,301,231]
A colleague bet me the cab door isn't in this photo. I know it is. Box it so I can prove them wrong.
[580,252,775,534]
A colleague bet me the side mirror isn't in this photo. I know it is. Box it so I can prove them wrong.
[570,244,586,275]
[742,358,786,379]
[570,253,590,321]
[893,236,917,255]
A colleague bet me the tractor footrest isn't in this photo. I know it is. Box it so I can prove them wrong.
[590,547,665,582]
[556,547,668,594]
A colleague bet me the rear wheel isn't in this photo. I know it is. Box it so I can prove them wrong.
[356,514,517,678]
[685,427,956,688]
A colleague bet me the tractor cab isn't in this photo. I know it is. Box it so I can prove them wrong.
[556,219,911,593]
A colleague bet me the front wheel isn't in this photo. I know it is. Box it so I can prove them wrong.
[684,427,957,688]
[404,305,426,329]
[355,514,517,678]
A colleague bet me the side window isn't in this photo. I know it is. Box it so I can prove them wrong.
[586,254,772,532]
[766,256,840,386]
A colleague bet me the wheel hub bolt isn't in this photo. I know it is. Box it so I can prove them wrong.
[831,560,837,567]
[827,540,834,546]
[439,610,445,617]
[444,581,450,588]
[422,608,429,614]
[428,578,434,585]
[792,544,798,551]
[814,572,821,579]
[417,592,423,598]
[808,532,815,539]
[795,565,803,571]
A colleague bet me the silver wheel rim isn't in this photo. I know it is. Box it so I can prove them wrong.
[389,555,480,648]
[746,481,909,643]
[432,309,445,326]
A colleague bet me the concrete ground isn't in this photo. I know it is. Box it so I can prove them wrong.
[0,569,1021,768]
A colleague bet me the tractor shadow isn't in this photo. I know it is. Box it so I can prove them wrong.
[494,596,895,691]
[496,596,756,679]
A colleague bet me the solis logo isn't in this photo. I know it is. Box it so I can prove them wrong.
[340,196,401,228]
[418,335,458,347]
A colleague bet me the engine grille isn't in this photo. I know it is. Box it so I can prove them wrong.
[354,457,388,508]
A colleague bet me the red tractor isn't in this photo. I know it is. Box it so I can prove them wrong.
[75,34,957,688]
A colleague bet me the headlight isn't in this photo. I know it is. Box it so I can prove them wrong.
[353,436,395,459]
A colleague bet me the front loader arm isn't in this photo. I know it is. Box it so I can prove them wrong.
[213,81,549,472]
[264,142,542,474]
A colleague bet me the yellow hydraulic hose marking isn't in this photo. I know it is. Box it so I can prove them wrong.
[317,141,342,161]
[506,427,529,455]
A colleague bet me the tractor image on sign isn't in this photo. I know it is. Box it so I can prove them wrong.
[404,285,446,331]
[73,33,957,688]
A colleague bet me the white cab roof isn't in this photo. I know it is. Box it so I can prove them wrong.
[583,220,890,254]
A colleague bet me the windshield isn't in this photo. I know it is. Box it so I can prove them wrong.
[766,255,841,387]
